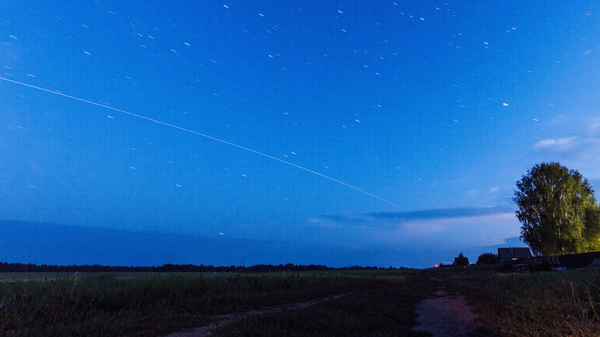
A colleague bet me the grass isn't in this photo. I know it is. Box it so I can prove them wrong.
[0,270,435,337]
[210,272,436,337]
[433,266,600,337]
[4,267,599,336]
[208,267,600,337]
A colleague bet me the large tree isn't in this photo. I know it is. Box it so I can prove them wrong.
[583,204,600,252]
[514,162,598,255]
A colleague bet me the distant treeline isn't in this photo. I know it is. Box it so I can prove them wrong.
[0,262,406,273]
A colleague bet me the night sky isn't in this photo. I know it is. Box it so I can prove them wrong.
[1,1,599,268]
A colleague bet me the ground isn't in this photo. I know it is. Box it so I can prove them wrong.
[412,287,485,337]
[165,287,483,337]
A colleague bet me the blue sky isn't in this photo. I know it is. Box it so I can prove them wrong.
[1,1,599,268]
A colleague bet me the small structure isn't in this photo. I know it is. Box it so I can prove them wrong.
[497,247,532,263]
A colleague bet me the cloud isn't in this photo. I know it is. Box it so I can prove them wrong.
[298,207,523,267]
[534,136,579,153]
[532,120,600,180]
[364,205,514,221]
[318,205,515,229]
[313,206,521,254]
[469,236,527,252]
[390,212,521,249]
[400,221,445,235]
[534,137,600,176]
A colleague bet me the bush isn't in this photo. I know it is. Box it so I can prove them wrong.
[477,253,500,265]
[453,253,469,266]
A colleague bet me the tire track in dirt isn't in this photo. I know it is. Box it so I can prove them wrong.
[164,293,350,337]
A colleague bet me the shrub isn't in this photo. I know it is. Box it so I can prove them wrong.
[477,253,500,265]
[453,252,469,266]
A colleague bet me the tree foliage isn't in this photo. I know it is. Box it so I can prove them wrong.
[477,253,500,265]
[514,162,599,255]
[453,252,469,266]
[583,204,600,252]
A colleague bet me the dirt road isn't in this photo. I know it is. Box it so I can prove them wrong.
[412,288,484,337]
[166,287,483,337]
[164,293,349,337]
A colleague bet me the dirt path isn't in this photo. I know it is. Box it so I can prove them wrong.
[412,288,484,337]
[164,293,350,337]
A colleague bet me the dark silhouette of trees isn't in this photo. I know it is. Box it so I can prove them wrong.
[476,253,500,265]
[0,262,404,273]
[453,252,469,266]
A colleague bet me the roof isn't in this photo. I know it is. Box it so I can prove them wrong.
[498,247,532,262]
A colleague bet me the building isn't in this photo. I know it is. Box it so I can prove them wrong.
[497,247,532,263]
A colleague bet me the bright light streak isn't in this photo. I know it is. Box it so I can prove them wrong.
[0,76,402,209]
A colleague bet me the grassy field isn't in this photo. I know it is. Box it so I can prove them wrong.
[0,270,436,337]
[438,266,600,337]
[2,267,600,336]
[209,272,435,337]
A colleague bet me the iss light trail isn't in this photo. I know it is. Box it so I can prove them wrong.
[0,76,402,209]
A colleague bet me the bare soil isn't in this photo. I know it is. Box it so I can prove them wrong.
[164,293,350,337]
[165,287,483,337]
[412,288,485,337]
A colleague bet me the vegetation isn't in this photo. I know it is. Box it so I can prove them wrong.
[211,272,436,337]
[0,269,433,337]
[514,162,600,255]
[0,262,394,273]
[3,265,600,337]
[453,252,469,266]
[210,267,600,337]
[440,267,600,337]
[477,253,500,265]
[584,204,600,252]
